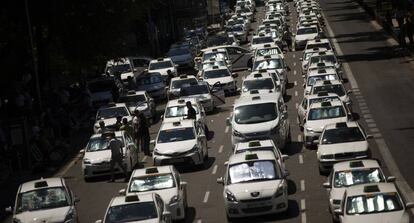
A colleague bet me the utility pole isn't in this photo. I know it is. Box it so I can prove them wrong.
[24,0,42,109]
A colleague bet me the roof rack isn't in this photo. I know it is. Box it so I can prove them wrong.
[177,99,185,104]
[179,74,188,79]
[127,90,136,95]
[364,185,380,193]
[317,69,326,74]
[321,101,332,107]
[34,181,48,188]
[157,58,164,61]
[145,167,159,174]
[349,161,364,168]
[323,80,331,85]
[317,91,329,96]
[250,90,260,94]
[245,153,259,160]
[253,73,263,78]
[125,195,140,202]
[335,122,348,128]
[172,121,181,126]
[212,66,219,69]
[248,140,261,147]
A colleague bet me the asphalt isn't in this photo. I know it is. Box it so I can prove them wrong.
[3,0,414,222]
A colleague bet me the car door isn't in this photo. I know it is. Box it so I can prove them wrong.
[298,98,307,125]
[196,123,207,156]
[225,47,252,71]
[278,97,288,148]
[210,82,225,107]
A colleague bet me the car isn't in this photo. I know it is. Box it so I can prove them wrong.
[227,92,290,149]
[205,32,240,47]
[303,67,340,95]
[94,103,132,133]
[323,159,395,221]
[162,98,208,132]
[253,43,284,60]
[134,72,167,100]
[250,34,275,51]
[199,65,238,95]
[5,177,79,223]
[148,58,178,81]
[316,121,372,174]
[167,45,194,68]
[310,80,352,107]
[167,74,198,100]
[217,151,289,220]
[226,24,249,43]
[262,18,286,32]
[252,54,289,85]
[119,90,156,121]
[241,71,282,95]
[335,183,414,223]
[257,28,283,48]
[300,47,328,73]
[197,57,231,73]
[303,100,349,147]
[196,48,231,71]
[121,166,187,220]
[87,76,123,109]
[305,38,332,51]
[152,120,208,166]
[294,24,320,50]
[105,58,135,84]
[298,92,341,127]
[307,50,342,76]
[82,131,139,179]
[96,193,172,223]
[179,81,225,113]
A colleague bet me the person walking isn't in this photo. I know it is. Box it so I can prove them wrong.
[120,118,134,140]
[284,29,292,51]
[137,113,151,156]
[107,132,128,182]
[132,110,141,147]
[96,120,107,133]
[166,70,175,86]
[186,101,196,120]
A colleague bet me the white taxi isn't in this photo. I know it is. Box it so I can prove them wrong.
[122,166,187,221]
[304,67,340,95]
[94,103,132,133]
[167,74,198,100]
[119,90,156,121]
[152,120,208,167]
[294,24,320,50]
[297,92,341,127]
[310,80,352,107]
[162,98,208,132]
[199,65,238,95]
[148,58,178,81]
[250,34,275,51]
[217,151,289,220]
[241,72,282,95]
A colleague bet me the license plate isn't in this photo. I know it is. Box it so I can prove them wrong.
[247,202,269,208]
[96,166,108,170]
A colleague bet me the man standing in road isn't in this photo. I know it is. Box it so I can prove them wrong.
[186,101,196,120]
[137,113,151,156]
[97,120,107,133]
[107,132,128,182]
[284,29,292,51]
[115,115,123,131]
[120,118,134,140]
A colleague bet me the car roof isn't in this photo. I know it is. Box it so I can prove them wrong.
[309,49,335,56]
[122,90,146,97]
[324,121,359,130]
[166,98,198,107]
[297,24,318,29]
[160,119,194,130]
[98,103,128,110]
[131,165,174,178]
[110,193,156,207]
[307,38,330,44]
[203,65,229,72]
[333,159,381,172]
[307,67,337,76]
[20,177,65,193]
[90,130,124,139]
[244,71,274,80]
[229,150,277,164]
[313,79,343,87]
[202,47,228,53]
[345,183,398,197]
[306,92,340,99]
[255,54,283,60]
[235,140,275,150]
[309,100,343,109]
[150,58,172,63]
[171,74,197,81]
[235,92,280,106]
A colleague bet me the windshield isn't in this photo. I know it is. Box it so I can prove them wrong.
[235,103,278,124]
[307,43,332,50]
[87,137,123,152]
[16,187,69,213]
[242,79,275,92]
[203,52,226,61]
[136,75,163,86]
[171,78,197,89]
[105,202,158,223]
[253,59,283,70]
[157,127,195,143]
[88,80,114,93]
[149,61,172,70]
[307,74,338,86]
[165,105,199,118]
[97,107,129,119]
[322,127,365,144]
[334,168,385,188]
[297,27,318,35]
[252,37,274,45]
[313,84,346,96]
[235,146,275,154]
[308,96,340,108]
[256,48,282,57]
[129,174,175,192]
[228,160,279,184]
[180,85,209,96]
[169,48,191,56]
[204,69,230,79]
[308,106,346,120]
[310,55,336,64]
[346,193,403,215]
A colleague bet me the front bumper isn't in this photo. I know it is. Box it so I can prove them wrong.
[319,154,369,171]
[225,193,288,218]
[153,150,203,166]
[231,131,277,145]
[83,162,126,178]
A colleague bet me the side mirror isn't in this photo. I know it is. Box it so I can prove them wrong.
[174,64,179,68]
[163,211,172,218]
[119,188,126,195]
[160,115,164,120]
[224,161,229,166]
[180,181,188,188]
[232,72,239,78]
[165,86,169,91]
[217,177,224,185]
[95,220,103,223]
[334,209,343,215]
[282,111,288,119]
[79,149,85,155]
[406,202,414,209]
[302,83,306,88]
[144,68,148,72]
[248,68,252,71]
[366,134,373,139]
[286,66,291,71]
[150,140,156,145]
[5,206,12,213]
[282,154,289,161]
[322,182,331,188]
[74,196,80,203]
[226,117,231,126]
[387,176,396,182]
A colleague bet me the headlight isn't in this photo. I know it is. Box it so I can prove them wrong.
[83,159,91,165]
[64,207,75,222]
[225,189,237,202]
[232,129,243,137]
[274,183,285,198]
[321,154,334,159]
[170,195,180,204]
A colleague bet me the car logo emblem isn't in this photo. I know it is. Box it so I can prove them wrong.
[251,192,260,197]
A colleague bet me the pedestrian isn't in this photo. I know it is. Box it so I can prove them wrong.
[137,113,150,156]
[132,110,141,146]
[396,9,406,46]
[186,101,197,120]
[405,12,414,45]
[97,120,107,133]
[284,30,292,51]
[119,118,134,140]
[115,115,123,130]
[166,70,175,86]
[107,132,128,182]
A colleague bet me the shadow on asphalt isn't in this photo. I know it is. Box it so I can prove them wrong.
[324,5,359,11]
[284,94,293,103]
[175,157,216,173]
[337,45,410,62]
[229,199,300,222]
[329,12,370,23]
[207,130,215,141]
[284,141,303,156]
[287,179,297,195]
[326,0,354,5]
[184,207,197,223]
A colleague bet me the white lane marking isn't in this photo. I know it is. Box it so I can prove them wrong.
[360,109,370,114]
[363,114,373,119]
[295,103,299,109]
[294,81,297,86]
[359,105,369,110]
[368,123,377,128]
[295,91,298,97]
[141,156,147,162]
[298,134,303,142]
[242,76,245,81]
[301,199,306,211]
[196,220,202,223]
[369,128,380,133]
[225,126,229,133]
[293,54,296,58]
[323,9,414,215]
[212,165,218,175]
[296,118,300,124]
[365,118,375,123]
[373,133,383,138]
[203,191,210,203]
[353,91,362,95]
[301,213,307,223]
[355,95,364,99]
[301,180,305,192]
[56,154,82,176]
[293,62,296,66]
[299,154,304,164]
[294,70,297,75]
[356,98,366,103]
[358,102,367,107]
[219,145,224,153]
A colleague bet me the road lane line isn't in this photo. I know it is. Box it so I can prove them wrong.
[196,220,202,223]
[141,156,147,162]
[295,91,298,97]
[293,54,296,58]
[369,128,380,133]
[294,70,297,75]
[301,213,307,223]
[373,133,383,138]
[56,154,82,177]
[355,95,364,99]
[203,191,210,203]
[301,180,305,191]
[294,81,297,86]
[219,145,224,153]
[293,62,296,66]
[323,9,414,215]
[225,126,229,133]
[296,118,300,124]
[368,123,377,128]
[358,102,367,107]
[363,114,373,119]
[365,118,375,123]
[299,154,304,164]
[295,103,299,109]
[360,109,370,114]
[212,165,218,175]
[298,134,303,142]
[301,199,306,211]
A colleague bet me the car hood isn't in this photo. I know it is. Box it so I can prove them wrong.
[296,33,318,41]
[341,211,409,223]
[305,116,348,132]
[233,118,280,134]
[318,141,369,155]
[120,72,134,80]
[14,206,70,223]
[227,180,283,200]
[128,103,148,113]
[91,91,112,102]
[204,76,233,86]
[137,188,178,205]
[84,150,112,163]
[155,140,196,154]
